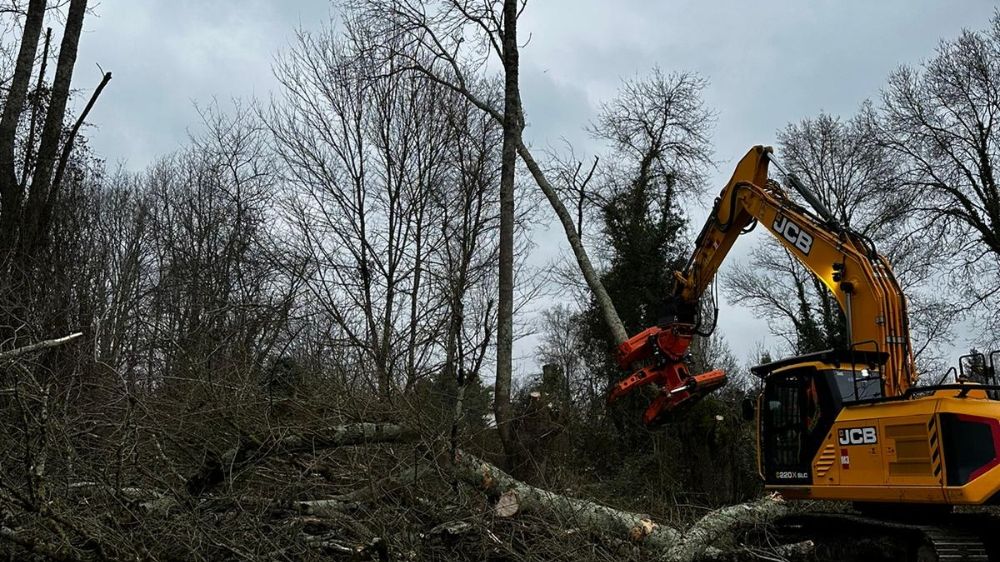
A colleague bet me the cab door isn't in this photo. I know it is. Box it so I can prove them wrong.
[761,368,837,485]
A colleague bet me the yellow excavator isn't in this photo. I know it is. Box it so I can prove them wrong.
[610,146,1000,560]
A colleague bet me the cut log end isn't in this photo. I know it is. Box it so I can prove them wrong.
[495,489,520,517]
[628,518,657,543]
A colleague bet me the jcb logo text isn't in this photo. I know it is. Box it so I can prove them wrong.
[772,215,813,255]
[838,426,877,446]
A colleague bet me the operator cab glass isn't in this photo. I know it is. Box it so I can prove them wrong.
[831,368,883,402]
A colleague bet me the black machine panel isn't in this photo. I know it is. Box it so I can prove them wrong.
[941,413,1000,486]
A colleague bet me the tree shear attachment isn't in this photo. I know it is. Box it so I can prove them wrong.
[608,323,727,427]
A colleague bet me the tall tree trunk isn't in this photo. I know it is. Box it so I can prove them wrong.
[20,28,52,192]
[495,0,522,469]
[21,0,87,255]
[0,0,47,252]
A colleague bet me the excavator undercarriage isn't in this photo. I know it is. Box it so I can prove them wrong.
[775,510,998,561]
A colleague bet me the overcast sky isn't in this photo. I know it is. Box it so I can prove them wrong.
[73,0,997,376]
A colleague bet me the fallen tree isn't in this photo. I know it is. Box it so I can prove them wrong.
[452,448,802,561]
[186,422,416,496]
[2,407,813,561]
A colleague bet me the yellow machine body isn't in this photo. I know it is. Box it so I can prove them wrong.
[754,357,1000,506]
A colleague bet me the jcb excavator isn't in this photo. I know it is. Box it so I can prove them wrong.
[610,146,1000,560]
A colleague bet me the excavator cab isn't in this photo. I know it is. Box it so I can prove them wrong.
[752,350,888,486]
[750,350,1000,506]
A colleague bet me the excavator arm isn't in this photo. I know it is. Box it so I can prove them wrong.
[610,146,916,426]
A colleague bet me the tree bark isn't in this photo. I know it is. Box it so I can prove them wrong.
[517,141,628,344]
[20,28,52,191]
[451,449,791,561]
[664,495,791,562]
[21,0,87,255]
[186,423,416,496]
[0,0,46,250]
[494,0,523,469]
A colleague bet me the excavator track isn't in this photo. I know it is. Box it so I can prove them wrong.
[775,512,998,561]
[921,526,988,561]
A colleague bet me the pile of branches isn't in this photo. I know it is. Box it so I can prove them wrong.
[0,334,809,561]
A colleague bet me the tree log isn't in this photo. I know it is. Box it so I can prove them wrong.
[452,449,679,551]
[663,492,789,562]
[0,332,82,362]
[452,449,791,560]
[186,423,416,496]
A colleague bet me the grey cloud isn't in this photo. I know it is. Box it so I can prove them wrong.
[70,0,997,371]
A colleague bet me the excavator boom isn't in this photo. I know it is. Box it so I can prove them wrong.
[678,146,915,393]
[609,146,916,425]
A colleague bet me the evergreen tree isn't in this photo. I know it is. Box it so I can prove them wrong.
[580,170,687,449]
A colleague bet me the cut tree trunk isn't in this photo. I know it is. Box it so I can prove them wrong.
[453,448,677,550]
[186,423,417,496]
[451,449,792,561]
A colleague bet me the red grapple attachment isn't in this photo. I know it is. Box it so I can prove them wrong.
[609,323,728,427]
[615,325,694,368]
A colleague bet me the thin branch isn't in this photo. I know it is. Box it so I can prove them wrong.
[50,70,111,197]
[0,332,82,362]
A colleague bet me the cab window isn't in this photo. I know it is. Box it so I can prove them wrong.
[830,369,882,402]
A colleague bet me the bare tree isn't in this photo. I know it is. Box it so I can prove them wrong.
[876,13,1000,345]
[0,0,112,356]
[726,245,830,354]
[353,0,628,347]
[590,69,714,201]
[266,21,517,406]
[345,0,634,468]
[493,0,524,470]
[535,304,588,404]
[86,170,150,374]
[20,0,88,254]
[434,87,502,397]
[0,0,103,257]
